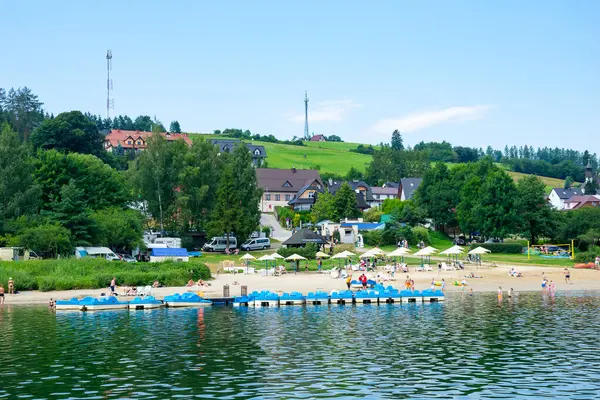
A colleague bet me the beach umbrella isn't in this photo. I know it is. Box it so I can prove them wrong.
[315,251,330,258]
[257,254,275,269]
[440,246,464,264]
[414,247,436,266]
[240,253,256,274]
[340,250,356,257]
[387,247,411,263]
[285,253,307,274]
[271,253,285,259]
[468,246,491,267]
[332,251,349,267]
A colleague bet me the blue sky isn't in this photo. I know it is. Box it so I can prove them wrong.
[2,1,599,151]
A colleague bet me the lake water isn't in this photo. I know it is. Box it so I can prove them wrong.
[1,293,600,399]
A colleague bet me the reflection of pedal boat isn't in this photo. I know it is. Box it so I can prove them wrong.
[164,292,212,307]
[79,296,129,311]
[129,296,163,310]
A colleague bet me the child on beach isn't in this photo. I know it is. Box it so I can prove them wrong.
[8,277,14,295]
[564,268,571,284]
[497,286,503,300]
[441,279,446,292]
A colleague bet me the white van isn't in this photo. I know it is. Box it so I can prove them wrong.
[241,238,271,251]
[202,237,237,252]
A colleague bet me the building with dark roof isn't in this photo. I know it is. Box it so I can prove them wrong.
[548,187,584,210]
[327,180,374,211]
[282,228,328,247]
[399,178,423,201]
[210,139,267,167]
[256,168,324,212]
[310,134,327,142]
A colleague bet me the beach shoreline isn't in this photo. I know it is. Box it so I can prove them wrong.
[1,264,597,305]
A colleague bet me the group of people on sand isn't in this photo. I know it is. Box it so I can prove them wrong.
[186,279,210,288]
[0,277,15,305]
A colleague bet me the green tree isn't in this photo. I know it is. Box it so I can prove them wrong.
[209,145,262,245]
[391,129,404,151]
[31,111,103,156]
[334,182,360,219]
[564,176,574,189]
[133,115,153,131]
[0,123,41,234]
[14,224,72,258]
[583,178,598,195]
[414,162,457,229]
[344,167,364,181]
[175,139,222,231]
[311,191,337,223]
[49,182,96,246]
[169,120,181,133]
[363,206,383,223]
[35,150,130,211]
[0,87,45,141]
[91,207,144,251]
[130,132,186,231]
[515,175,557,244]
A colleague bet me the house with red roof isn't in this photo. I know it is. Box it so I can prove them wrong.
[104,129,192,153]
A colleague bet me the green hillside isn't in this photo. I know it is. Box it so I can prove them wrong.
[189,134,567,187]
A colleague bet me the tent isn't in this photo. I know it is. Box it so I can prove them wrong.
[282,228,328,247]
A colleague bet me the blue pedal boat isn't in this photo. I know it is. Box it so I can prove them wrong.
[330,290,353,305]
[422,289,445,303]
[400,290,422,303]
[79,296,129,311]
[355,289,380,304]
[55,297,81,311]
[129,296,163,310]
[164,292,212,307]
[306,291,330,305]
[280,291,306,306]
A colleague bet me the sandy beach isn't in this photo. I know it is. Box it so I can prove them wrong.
[2,263,598,305]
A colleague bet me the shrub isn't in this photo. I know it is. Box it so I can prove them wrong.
[362,230,385,246]
[277,243,319,260]
[470,243,523,254]
[261,226,271,237]
[575,250,598,263]
[412,227,431,245]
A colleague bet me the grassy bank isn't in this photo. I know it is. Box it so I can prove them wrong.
[0,259,211,292]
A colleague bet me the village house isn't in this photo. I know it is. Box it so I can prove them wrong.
[563,195,600,210]
[256,168,324,212]
[370,186,399,207]
[399,178,423,201]
[310,134,327,142]
[104,129,192,153]
[210,139,267,167]
[548,188,584,210]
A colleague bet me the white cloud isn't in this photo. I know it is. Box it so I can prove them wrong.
[369,105,493,134]
[290,100,362,123]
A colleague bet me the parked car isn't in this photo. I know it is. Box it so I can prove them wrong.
[202,236,238,252]
[453,236,467,246]
[484,238,503,244]
[118,254,137,263]
[105,253,121,261]
[241,238,271,251]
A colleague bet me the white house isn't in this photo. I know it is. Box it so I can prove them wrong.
[370,187,399,207]
[548,188,583,210]
[399,178,422,201]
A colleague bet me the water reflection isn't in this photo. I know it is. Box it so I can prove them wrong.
[1,293,600,398]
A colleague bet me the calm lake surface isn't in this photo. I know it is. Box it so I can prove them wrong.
[1,293,600,399]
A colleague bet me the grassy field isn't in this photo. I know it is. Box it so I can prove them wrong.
[506,171,565,192]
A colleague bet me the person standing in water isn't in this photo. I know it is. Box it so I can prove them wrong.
[8,277,14,295]
[497,286,503,300]
[508,288,514,298]
[0,284,4,305]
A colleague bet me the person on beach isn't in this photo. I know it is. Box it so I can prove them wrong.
[346,274,352,289]
[0,284,4,305]
[541,278,547,291]
[508,288,514,298]
[359,273,367,289]
[564,268,571,284]
[410,279,415,291]
[441,279,446,293]
[49,298,55,308]
[317,259,322,273]
[497,286,503,300]
[110,277,116,295]
[8,277,14,295]
[549,281,555,293]
[430,278,435,290]
[153,280,160,288]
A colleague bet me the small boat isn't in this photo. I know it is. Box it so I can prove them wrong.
[164,292,213,307]
[79,296,129,311]
[129,296,163,310]
[306,291,329,305]
[280,292,305,306]
[330,290,353,305]
[574,263,596,269]
[422,289,445,303]
[254,291,279,307]
[380,290,401,304]
[355,289,380,304]
[400,290,422,303]
[233,295,252,307]
[55,297,82,311]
